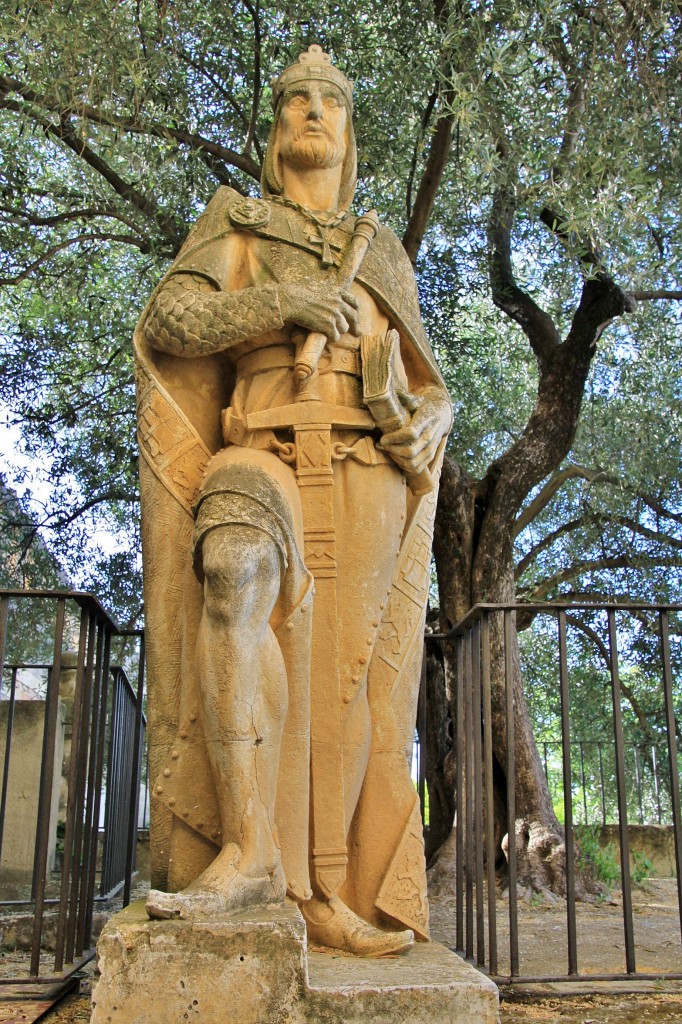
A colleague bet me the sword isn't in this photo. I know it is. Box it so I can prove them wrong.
[294,210,380,384]
[248,402,373,898]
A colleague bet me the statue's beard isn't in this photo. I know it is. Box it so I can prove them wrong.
[280,128,345,170]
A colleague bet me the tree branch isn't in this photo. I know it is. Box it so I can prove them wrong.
[0,73,261,181]
[516,510,682,580]
[178,47,259,151]
[402,102,455,264]
[0,94,181,242]
[638,493,682,526]
[515,515,591,578]
[405,89,438,222]
[564,613,611,669]
[0,232,151,285]
[241,0,262,160]
[0,204,142,231]
[521,553,682,602]
[36,490,139,532]
[488,169,561,364]
[514,464,615,536]
[632,289,682,302]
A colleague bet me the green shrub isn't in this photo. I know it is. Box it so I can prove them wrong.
[575,824,620,891]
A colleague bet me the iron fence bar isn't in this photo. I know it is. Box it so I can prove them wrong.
[65,610,97,965]
[140,733,148,827]
[651,745,662,825]
[111,668,131,893]
[579,742,588,825]
[480,611,497,976]
[633,747,644,825]
[598,741,606,827]
[0,663,17,863]
[431,601,682,642]
[659,610,682,943]
[30,597,66,977]
[75,621,105,956]
[558,610,578,976]
[30,666,51,902]
[100,667,122,896]
[83,628,111,951]
[504,609,519,978]
[464,627,474,961]
[54,605,90,972]
[472,619,485,966]
[123,635,145,906]
[607,608,636,974]
[0,594,9,845]
[0,596,8,691]
[455,635,464,953]
[493,971,682,986]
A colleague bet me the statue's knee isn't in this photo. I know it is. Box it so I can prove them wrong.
[199,525,280,623]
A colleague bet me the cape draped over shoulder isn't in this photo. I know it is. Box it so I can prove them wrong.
[134,187,447,936]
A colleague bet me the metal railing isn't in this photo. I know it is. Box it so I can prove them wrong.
[100,666,146,902]
[425,602,682,985]
[541,738,674,826]
[0,589,145,983]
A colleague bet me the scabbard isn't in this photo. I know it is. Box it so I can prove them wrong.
[293,418,347,898]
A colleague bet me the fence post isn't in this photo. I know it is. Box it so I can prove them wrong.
[504,609,519,978]
[607,609,636,975]
[659,610,682,943]
[558,610,578,976]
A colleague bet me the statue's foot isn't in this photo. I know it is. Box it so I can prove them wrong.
[301,895,414,957]
[146,843,286,920]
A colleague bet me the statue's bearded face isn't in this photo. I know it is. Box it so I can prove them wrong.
[279,83,348,170]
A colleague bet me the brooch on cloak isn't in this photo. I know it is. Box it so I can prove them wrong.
[228,198,272,230]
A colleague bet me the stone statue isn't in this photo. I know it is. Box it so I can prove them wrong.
[134,44,452,957]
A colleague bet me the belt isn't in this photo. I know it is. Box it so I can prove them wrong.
[222,408,392,467]
[236,344,361,379]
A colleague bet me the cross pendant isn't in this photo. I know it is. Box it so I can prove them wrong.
[305,225,336,268]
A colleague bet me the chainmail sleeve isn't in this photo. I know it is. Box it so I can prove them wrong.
[142,273,285,357]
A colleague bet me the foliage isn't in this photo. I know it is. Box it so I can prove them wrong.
[0,1,680,617]
[0,1,681,877]
[632,849,655,886]
[575,824,620,891]
[520,610,682,827]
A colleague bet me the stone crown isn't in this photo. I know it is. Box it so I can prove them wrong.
[271,44,353,112]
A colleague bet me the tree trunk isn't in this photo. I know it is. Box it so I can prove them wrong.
[429,455,567,895]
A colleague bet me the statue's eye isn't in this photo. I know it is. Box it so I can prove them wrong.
[288,95,307,109]
[324,96,340,108]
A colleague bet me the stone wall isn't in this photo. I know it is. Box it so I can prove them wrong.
[0,699,65,884]
[599,824,677,877]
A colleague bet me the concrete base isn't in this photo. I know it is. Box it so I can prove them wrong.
[91,899,499,1024]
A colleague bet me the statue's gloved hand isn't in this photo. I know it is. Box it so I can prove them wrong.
[278,283,360,342]
[378,387,452,475]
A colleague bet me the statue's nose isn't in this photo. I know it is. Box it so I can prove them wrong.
[306,95,324,119]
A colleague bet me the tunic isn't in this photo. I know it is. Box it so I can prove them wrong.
[134,186,449,937]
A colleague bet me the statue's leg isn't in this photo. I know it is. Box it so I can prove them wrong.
[147,523,287,919]
[197,523,286,879]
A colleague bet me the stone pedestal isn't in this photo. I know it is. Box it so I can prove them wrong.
[91,900,499,1024]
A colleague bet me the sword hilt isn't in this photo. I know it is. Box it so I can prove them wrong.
[295,210,380,384]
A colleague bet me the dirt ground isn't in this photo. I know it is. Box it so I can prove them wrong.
[428,877,682,978]
[9,879,682,1023]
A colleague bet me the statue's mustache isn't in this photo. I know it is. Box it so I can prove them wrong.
[293,124,333,141]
